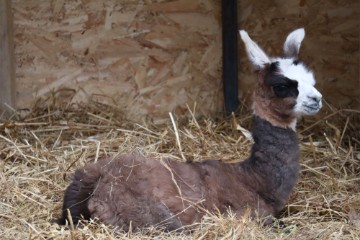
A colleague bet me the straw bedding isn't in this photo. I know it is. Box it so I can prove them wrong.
[0,94,359,239]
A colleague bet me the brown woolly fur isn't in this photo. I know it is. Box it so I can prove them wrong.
[58,72,303,230]
[0,95,359,239]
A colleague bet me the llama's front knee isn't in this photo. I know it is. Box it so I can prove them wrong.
[87,198,120,226]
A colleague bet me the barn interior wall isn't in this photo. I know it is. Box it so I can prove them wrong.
[12,0,359,122]
[13,0,223,123]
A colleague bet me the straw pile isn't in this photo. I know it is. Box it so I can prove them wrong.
[0,94,359,239]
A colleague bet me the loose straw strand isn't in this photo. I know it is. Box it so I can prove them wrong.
[169,112,186,161]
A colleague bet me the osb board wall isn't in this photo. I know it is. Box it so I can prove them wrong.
[13,0,223,123]
[238,0,359,109]
[13,0,359,123]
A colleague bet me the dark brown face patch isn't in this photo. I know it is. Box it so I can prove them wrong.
[267,62,299,99]
[252,63,298,128]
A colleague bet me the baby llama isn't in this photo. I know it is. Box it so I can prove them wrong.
[58,28,322,231]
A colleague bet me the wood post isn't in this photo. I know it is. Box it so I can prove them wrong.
[222,0,239,116]
[0,0,16,118]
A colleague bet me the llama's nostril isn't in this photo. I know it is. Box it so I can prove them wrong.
[309,96,321,103]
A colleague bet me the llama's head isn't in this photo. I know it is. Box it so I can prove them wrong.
[239,28,322,129]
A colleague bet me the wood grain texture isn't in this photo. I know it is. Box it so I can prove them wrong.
[11,0,360,121]
[12,0,223,123]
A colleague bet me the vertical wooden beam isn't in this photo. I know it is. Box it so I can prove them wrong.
[0,0,16,118]
[222,0,239,116]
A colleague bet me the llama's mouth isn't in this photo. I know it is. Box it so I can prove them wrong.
[303,104,321,114]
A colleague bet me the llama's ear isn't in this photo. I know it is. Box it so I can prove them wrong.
[283,28,305,59]
[239,30,270,70]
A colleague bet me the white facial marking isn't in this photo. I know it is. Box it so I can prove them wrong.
[274,58,322,116]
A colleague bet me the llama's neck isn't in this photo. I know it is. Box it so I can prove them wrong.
[252,96,297,130]
[240,115,300,212]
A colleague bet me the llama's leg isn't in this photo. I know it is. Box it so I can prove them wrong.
[58,168,98,225]
[87,196,183,231]
[150,202,183,231]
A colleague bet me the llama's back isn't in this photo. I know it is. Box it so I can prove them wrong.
[88,155,192,230]
[86,155,272,228]
[60,154,207,230]
[59,154,275,230]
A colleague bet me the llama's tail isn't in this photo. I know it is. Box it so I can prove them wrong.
[58,165,100,225]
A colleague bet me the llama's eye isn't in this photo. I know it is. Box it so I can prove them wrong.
[274,84,287,90]
[273,85,289,98]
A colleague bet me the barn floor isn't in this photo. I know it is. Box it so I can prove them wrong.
[0,96,359,239]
